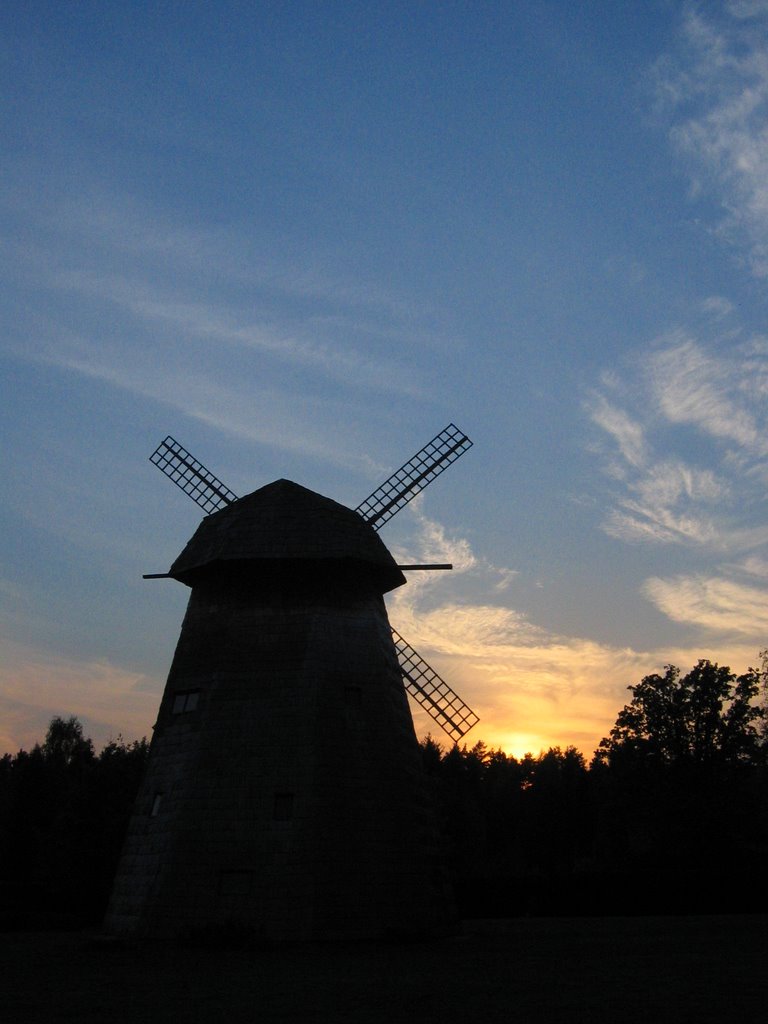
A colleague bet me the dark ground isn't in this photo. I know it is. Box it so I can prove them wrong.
[3,915,766,1023]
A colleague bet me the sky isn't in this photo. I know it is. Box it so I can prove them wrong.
[3,0,768,759]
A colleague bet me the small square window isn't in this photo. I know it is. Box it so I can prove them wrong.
[172,690,200,714]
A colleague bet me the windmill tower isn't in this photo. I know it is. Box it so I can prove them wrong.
[106,426,478,941]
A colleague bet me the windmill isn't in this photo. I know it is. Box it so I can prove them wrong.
[106,425,478,941]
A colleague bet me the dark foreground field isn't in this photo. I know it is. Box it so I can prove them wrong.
[3,915,767,1023]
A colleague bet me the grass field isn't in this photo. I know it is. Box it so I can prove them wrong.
[3,916,766,1023]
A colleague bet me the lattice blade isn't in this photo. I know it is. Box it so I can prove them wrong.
[356,424,472,530]
[392,629,479,743]
[150,437,239,514]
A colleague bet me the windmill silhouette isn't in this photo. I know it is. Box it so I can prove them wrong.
[106,425,478,941]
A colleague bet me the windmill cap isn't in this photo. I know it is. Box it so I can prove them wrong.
[168,479,407,593]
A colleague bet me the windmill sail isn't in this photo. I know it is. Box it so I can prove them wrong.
[150,436,239,514]
[392,629,479,743]
[355,424,472,531]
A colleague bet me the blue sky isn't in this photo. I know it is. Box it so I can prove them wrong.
[3,1,768,756]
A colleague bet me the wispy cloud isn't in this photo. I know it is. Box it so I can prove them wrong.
[654,4,768,275]
[391,509,518,606]
[588,311,768,642]
[588,395,648,471]
[736,553,768,576]
[588,326,768,556]
[30,337,386,473]
[4,181,459,476]
[729,2,768,20]
[634,458,723,507]
[643,573,768,636]
[5,179,425,321]
[649,334,768,454]
[49,271,423,400]
[702,294,735,317]
[603,500,718,547]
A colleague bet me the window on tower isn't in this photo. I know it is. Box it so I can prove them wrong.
[172,690,200,714]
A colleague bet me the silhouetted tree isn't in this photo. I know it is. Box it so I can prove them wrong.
[593,660,765,768]
[40,715,95,767]
[589,659,768,913]
[419,733,445,774]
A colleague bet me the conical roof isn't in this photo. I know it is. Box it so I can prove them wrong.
[168,479,406,593]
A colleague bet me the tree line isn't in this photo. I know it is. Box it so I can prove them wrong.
[1,656,766,928]
[0,719,148,928]
[425,657,767,916]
